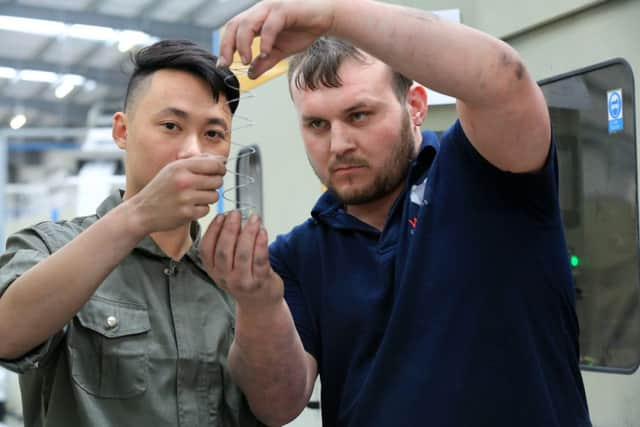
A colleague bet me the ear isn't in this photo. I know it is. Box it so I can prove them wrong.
[406,83,428,127]
[112,112,128,150]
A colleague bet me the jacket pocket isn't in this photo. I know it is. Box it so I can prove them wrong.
[68,296,151,398]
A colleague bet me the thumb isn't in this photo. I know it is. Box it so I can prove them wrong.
[247,50,287,80]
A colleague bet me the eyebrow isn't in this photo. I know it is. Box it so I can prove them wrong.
[343,102,372,114]
[155,107,229,130]
[301,101,376,123]
[301,114,322,123]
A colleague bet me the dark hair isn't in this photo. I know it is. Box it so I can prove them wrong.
[124,39,240,114]
[287,37,413,102]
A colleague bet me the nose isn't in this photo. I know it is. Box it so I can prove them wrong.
[177,133,201,159]
[329,123,356,156]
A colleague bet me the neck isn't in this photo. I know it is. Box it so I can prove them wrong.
[346,184,404,231]
[151,224,193,260]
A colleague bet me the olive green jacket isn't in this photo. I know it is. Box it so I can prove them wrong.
[0,192,261,427]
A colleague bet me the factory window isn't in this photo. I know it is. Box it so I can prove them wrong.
[540,59,639,372]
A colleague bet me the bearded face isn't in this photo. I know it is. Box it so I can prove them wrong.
[316,109,416,205]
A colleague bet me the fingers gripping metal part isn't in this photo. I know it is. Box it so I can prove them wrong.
[222,71,259,220]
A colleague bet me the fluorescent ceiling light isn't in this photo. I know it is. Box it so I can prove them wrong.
[60,74,86,86]
[0,66,95,97]
[54,74,86,98]
[10,114,27,130]
[0,66,17,79]
[55,81,76,99]
[0,15,157,47]
[118,30,154,52]
[67,24,117,42]
[0,15,64,37]
[19,69,58,83]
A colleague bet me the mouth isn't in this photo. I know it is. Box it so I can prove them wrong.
[331,162,367,173]
[334,165,363,172]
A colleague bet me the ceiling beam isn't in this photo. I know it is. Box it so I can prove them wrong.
[0,4,214,48]
[207,0,261,27]
[0,97,90,125]
[139,0,260,29]
[0,127,87,139]
[138,0,172,19]
[181,0,217,22]
[0,55,129,87]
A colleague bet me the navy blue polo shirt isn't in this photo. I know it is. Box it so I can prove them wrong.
[269,121,591,427]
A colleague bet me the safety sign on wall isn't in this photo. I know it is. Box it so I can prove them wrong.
[607,88,624,134]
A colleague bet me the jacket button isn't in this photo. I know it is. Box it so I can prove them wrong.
[106,315,118,329]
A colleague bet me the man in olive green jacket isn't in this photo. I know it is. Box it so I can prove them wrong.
[0,40,260,427]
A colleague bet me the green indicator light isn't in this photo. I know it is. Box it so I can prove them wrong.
[570,255,580,268]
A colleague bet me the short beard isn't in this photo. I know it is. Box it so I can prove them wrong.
[329,110,415,206]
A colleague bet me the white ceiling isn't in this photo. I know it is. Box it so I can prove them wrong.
[0,0,258,128]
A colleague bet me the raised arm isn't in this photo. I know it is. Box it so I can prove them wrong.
[0,156,225,360]
[219,0,550,173]
[200,211,317,426]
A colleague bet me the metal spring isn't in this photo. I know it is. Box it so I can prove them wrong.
[221,72,259,219]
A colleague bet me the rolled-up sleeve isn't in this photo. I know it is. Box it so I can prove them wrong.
[0,227,66,373]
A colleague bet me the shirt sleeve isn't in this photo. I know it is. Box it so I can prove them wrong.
[0,226,67,373]
[444,119,560,222]
[269,235,319,361]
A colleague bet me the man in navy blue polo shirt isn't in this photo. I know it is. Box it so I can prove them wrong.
[202,1,592,426]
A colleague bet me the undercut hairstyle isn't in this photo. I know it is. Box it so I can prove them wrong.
[287,37,413,102]
[123,39,240,114]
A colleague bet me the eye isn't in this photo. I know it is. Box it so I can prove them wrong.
[351,111,370,122]
[162,122,180,131]
[308,119,328,130]
[205,129,227,140]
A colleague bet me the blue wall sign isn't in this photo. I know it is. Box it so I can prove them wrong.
[608,89,624,133]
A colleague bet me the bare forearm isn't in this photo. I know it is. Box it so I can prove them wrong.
[331,0,526,105]
[230,299,314,426]
[331,0,549,172]
[0,201,146,359]
[0,154,227,359]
